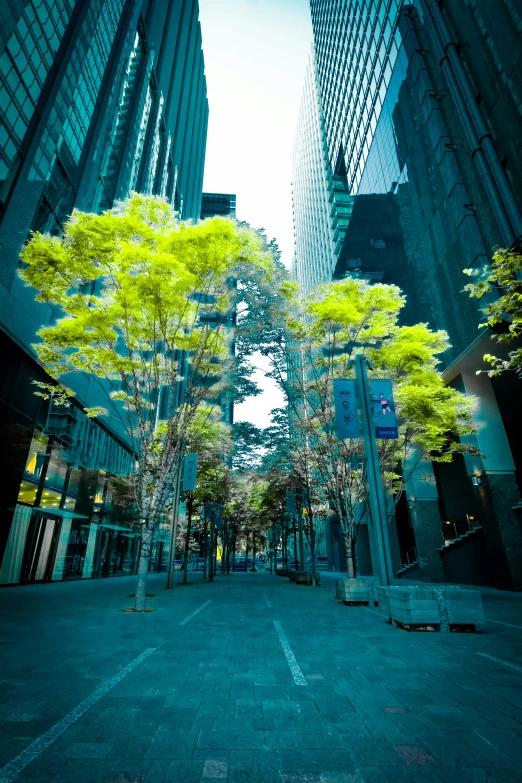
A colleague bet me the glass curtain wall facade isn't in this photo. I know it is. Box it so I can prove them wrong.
[291,50,340,294]
[307,0,522,589]
[0,0,209,586]
[201,192,236,220]
[199,192,238,431]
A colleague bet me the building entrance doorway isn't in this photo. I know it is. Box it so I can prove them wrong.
[26,514,61,582]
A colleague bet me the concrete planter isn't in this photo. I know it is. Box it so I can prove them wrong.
[377,586,391,619]
[385,586,485,632]
[295,571,321,585]
[338,577,379,606]
[288,571,297,582]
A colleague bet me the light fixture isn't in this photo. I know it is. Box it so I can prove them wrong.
[471,475,484,486]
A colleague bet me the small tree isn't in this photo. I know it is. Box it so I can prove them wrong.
[20,195,274,609]
[180,407,231,585]
[232,421,266,471]
[465,248,522,376]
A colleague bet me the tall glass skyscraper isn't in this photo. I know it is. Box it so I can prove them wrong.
[292,50,343,294]
[300,0,522,590]
[0,0,209,586]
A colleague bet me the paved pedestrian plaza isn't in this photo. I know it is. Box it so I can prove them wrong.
[1,573,522,783]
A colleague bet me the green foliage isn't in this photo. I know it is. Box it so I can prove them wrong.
[465,248,522,376]
[232,421,266,471]
[19,195,275,606]
[256,276,477,573]
[31,380,74,408]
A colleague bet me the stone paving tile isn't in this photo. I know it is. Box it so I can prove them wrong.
[1,573,522,783]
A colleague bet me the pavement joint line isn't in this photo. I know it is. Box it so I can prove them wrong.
[474,730,499,750]
[264,594,272,608]
[273,619,307,686]
[486,618,522,630]
[477,652,522,674]
[0,647,156,783]
[179,599,212,625]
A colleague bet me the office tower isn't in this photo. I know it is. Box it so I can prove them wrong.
[303,0,522,588]
[199,193,238,430]
[0,0,209,585]
[200,192,236,220]
[291,50,343,294]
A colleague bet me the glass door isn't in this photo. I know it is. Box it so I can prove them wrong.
[27,515,61,582]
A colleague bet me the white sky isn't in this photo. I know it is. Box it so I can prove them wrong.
[199,0,312,428]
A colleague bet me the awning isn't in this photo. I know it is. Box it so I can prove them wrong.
[8,507,89,519]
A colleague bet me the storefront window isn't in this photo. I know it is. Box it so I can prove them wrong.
[58,515,94,580]
[39,489,61,509]
[45,448,68,495]
[17,429,48,505]
[17,481,38,505]
[93,471,107,511]
[63,467,80,511]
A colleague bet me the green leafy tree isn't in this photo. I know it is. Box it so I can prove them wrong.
[19,195,274,609]
[256,469,293,572]
[465,248,522,376]
[264,277,477,578]
[180,407,231,585]
[231,421,266,471]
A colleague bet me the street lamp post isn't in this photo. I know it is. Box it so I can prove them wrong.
[166,456,183,590]
[353,354,394,587]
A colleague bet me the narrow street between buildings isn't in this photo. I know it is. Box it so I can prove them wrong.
[1,573,522,783]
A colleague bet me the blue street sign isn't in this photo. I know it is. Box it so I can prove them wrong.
[286,490,296,514]
[370,379,398,439]
[182,453,199,491]
[333,379,360,439]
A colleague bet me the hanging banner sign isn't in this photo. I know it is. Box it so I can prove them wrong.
[333,379,360,439]
[286,490,296,514]
[182,453,199,491]
[370,379,398,439]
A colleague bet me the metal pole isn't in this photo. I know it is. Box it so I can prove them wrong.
[355,354,394,586]
[166,457,183,589]
[298,511,305,570]
[293,516,298,571]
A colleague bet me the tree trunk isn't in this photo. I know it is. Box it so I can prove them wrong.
[310,514,317,587]
[294,519,298,571]
[252,531,256,571]
[203,518,208,579]
[232,540,236,572]
[221,519,227,574]
[183,497,192,585]
[226,540,231,574]
[134,526,153,611]
[245,533,249,573]
[345,534,355,578]
[208,518,214,582]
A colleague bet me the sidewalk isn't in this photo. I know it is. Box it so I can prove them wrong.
[0,572,522,782]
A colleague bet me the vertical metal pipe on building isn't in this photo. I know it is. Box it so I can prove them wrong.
[425,0,522,243]
[421,5,516,247]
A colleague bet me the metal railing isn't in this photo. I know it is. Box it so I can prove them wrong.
[401,546,418,567]
[442,514,480,543]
